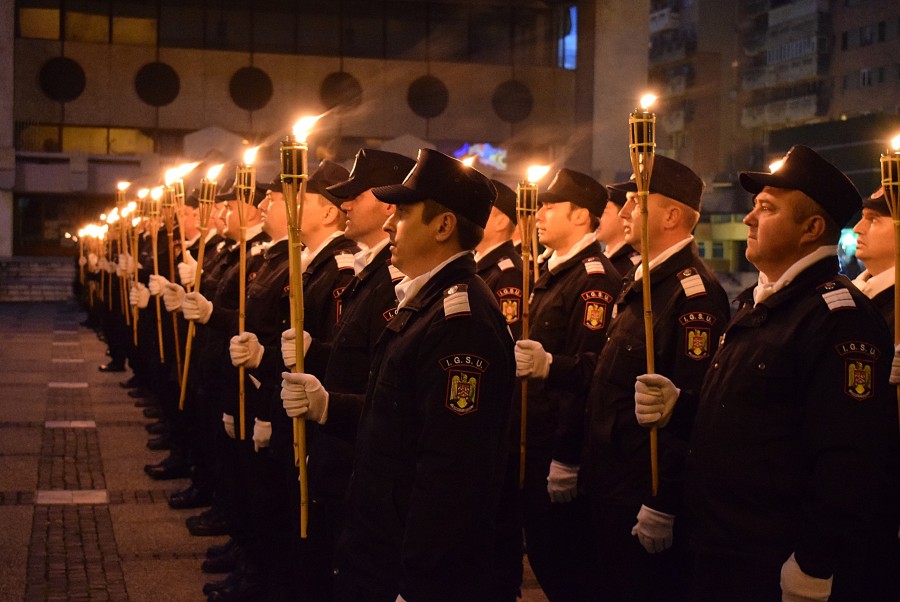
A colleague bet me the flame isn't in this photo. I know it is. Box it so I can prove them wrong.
[164,168,178,186]
[178,162,200,177]
[640,94,658,110]
[292,115,322,143]
[107,208,119,223]
[99,213,107,222]
[121,204,132,218]
[461,156,476,167]
[137,188,149,199]
[526,165,551,184]
[117,181,131,192]
[151,186,164,200]
[243,146,260,166]
[206,163,225,181]
[892,135,900,152]
[127,201,137,213]
[769,159,784,173]
[64,232,72,239]
[77,228,85,237]
[132,217,141,228]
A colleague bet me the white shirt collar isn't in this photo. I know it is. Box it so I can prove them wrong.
[353,237,391,275]
[852,267,895,299]
[547,233,598,273]
[395,251,471,310]
[603,240,625,259]
[633,236,694,281]
[474,241,508,264]
[300,231,341,271]
[204,229,218,244]
[245,223,264,241]
[753,245,838,305]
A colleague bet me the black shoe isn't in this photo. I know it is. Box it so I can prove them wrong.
[187,509,230,537]
[206,576,263,601]
[202,570,243,596]
[168,485,211,509]
[144,460,191,481]
[99,363,126,372]
[146,436,171,451]
[142,407,162,419]
[128,388,149,399]
[134,397,156,408]
[120,376,140,389]
[201,545,240,573]
[206,538,236,559]
[145,420,168,434]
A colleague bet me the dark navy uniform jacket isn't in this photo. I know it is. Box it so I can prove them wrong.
[335,254,515,602]
[584,242,729,515]
[687,257,898,594]
[606,241,640,280]
[476,240,525,341]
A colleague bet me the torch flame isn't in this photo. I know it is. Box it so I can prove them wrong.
[100,213,107,222]
[243,146,260,166]
[77,228,85,238]
[892,135,900,152]
[461,156,476,167]
[769,159,784,173]
[526,165,551,184]
[206,163,225,181]
[150,186,164,200]
[178,162,200,178]
[127,201,136,212]
[117,181,131,192]
[137,188,149,199]
[132,217,141,228]
[164,168,178,186]
[107,208,119,223]
[121,204,132,218]
[292,116,322,143]
[640,94,658,110]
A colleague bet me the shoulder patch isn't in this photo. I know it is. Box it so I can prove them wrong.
[388,263,404,282]
[583,257,605,275]
[334,252,355,271]
[678,268,706,298]
[443,284,471,318]
[439,354,489,416]
[819,282,856,311]
[497,257,515,272]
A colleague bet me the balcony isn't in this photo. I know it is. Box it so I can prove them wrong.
[649,8,680,34]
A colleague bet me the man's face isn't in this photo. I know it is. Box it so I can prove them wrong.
[596,201,625,244]
[223,201,241,238]
[383,202,435,278]
[535,201,575,250]
[259,191,286,236]
[742,187,809,274]
[182,206,197,233]
[853,208,895,270]
[212,202,226,232]
[340,189,392,243]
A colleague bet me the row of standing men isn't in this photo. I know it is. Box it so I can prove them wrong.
[84,144,899,602]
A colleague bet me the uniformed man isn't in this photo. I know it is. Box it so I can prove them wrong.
[638,146,898,600]
[320,149,514,601]
[584,156,730,602]
[475,179,524,340]
[852,187,894,328]
[598,184,640,277]
[280,148,414,599]
[513,168,622,601]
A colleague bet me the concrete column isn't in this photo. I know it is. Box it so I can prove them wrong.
[0,0,15,256]
[591,0,650,183]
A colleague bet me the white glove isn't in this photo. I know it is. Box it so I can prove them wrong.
[890,344,900,386]
[116,253,134,277]
[88,253,99,270]
[182,291,213,324]
[280,328,312,369]
[635,373,681,428]
[162,282,186,313]
[222,413,235,439]
[178,250,197,288]
[104,258,116,274]
[281,371,329,424]
[547,460,579,503]
[230,332,264,369]
[78,256,87,267]
[631,505,675,554]
[515,339,552,379]
[781,553,832,602]
[252,418,272,452]
[129,283,150,309]
[148,274,169,296]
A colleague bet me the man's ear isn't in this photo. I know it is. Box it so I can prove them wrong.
[433,212,457,243]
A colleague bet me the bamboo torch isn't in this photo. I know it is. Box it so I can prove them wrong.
[117,183,132,326]
[516,164,551,488]
[881,134,900,433]
[105,211,119,312]
[180,164,225,411]
[149,187,166,363]
[629,93,659,495]
[133,189,150,346]
[162,177,184,383]
[235,147,259,441]
[77,228,86,284]
[280,115,321,538]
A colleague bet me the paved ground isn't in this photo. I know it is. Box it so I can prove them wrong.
[0,301,547,601]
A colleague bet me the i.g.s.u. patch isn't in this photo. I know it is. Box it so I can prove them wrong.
[582,290,613,330]
[439,354,490,415]
[836,340,880,401]
[497,286,522,325]
[679,312,716,360]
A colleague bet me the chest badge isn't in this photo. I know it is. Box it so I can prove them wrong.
[440,354,488,416]
[847,361,873,401]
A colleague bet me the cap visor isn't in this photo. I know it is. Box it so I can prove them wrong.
[537,191,569,205]
[738,171,796,195]
[325,177,367,201]
[371,184,429,205]
[607,181,637,193]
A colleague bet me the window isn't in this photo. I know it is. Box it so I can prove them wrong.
[859,24,875,46]
[696,241,706,258]
[64,0,109,43]
[296,2,340,57]
[253,11,296,54]
[17,124,155,155]
[841,31,848,50]
[18,0,60,40]
[159,6,204,49]
[878,21,886,43]
[385,2,427,60]
[712,242,725,259]
[429,4,468,62]
[341,1,384,59]
[860,68,873,87]
[112,2,156,46]
[558,5,577,70]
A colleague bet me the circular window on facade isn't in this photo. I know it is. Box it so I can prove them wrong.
[39,57,86,103]
[135,62,180,107]
[229,67,274,112]
[320,72,363,111]
[407,75,449,119]
[492,80,534,123]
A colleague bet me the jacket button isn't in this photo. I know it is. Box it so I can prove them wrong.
[757,362,765,370]
[625,344,632,351]
[392,401,398,409]
[713,362,719,369]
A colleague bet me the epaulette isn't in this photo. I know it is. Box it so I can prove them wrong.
[388,264,404,282]
[250,241,265,256]
[497,257,515,272]
[678,268,706,298]
[583,257,605,275]
[819,281,856,311]
[443,284,471,318]
[334,252,355,271]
